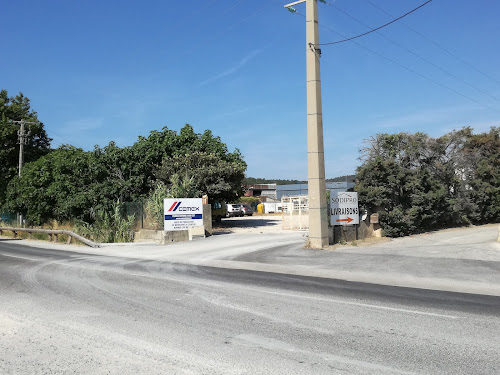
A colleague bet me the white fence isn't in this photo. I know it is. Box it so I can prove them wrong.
[281,196,309,230]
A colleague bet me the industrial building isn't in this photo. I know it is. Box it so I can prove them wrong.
[244,181,355,201]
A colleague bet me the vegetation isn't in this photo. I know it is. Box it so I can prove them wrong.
[4,119,247,226]
[144,182,169,229]
[326,175,356,183]
[0,90,51,207]
[243,175,355,185]
[239,196,261,206]
[356,127,500,237]
[75,200,135,243]
[144,175,200,229]
[156,150,246,203]
[242,177,306,185]
[6,90,498,242]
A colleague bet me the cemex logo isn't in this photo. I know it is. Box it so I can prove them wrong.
[168,202,200,212]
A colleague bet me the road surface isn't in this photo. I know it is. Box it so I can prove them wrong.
[1,240,499,374]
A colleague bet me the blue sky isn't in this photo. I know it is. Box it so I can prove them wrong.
[2,0,499,179]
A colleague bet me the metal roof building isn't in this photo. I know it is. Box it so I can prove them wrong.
[276,181,355,200]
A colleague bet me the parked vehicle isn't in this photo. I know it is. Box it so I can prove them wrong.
[241,204,254,216]
[226,204,243,217]
[211,201,227,223]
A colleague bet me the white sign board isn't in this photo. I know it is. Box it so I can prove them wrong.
[330,191,359,225]
[164,198,203,231]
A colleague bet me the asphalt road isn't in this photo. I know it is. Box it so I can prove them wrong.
[1,240,500,375]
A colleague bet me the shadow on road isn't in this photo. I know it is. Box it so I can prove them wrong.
[211,216,284,235]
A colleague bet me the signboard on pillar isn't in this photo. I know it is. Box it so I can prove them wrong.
[164,198,203,231]
[330,192,359,225]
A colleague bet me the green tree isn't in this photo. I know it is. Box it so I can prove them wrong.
[5,124,247,225]
[4,146,93,224]
[0,90,51,206]
[464,127,500,223]
[155,151,246,203]
[356,130,480,237]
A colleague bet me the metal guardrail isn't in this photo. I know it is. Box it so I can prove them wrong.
[0,227,100,248]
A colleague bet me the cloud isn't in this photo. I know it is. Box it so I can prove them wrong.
[199,49,263,87]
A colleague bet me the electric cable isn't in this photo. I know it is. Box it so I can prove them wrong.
[317,0,433,46]
[322,1,499,102]
[287,9,500,114]
[364,0,500,87]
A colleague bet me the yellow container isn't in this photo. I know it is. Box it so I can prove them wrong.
[257,203,265,214]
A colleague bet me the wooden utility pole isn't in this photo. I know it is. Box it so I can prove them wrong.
[285,0,328,248]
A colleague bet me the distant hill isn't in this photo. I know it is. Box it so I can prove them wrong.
[326,175,356,183]
[242,177,306,185]
[243,175,355,185]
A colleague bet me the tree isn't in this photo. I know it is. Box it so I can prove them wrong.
[464,127,500,223]
[155,150,247,203]
[4,146,93,224]
[5,124,247,225]
[0,90,51,207]
[355,129,490,237]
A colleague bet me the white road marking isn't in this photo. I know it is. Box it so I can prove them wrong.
[261,290,462,319]
[0,253,39,261]
[10,255,464,319]
[235,334,417,374]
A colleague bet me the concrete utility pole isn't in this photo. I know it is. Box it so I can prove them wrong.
[18,120,26,177]
[11,119,38,176]
[285,0,328,248]
[11,119,38,226]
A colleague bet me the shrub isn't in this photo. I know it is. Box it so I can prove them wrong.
[75,200,134,243]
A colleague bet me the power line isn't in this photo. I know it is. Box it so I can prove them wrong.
[364,0,500,87]
[317,0,433,46]
[322,1,499,102]
[286,9,500,114]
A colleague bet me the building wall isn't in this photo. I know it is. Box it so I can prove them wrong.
[244,184,277,199]
[277,182,355,199]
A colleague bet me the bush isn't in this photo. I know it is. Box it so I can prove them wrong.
[357,128,500,237]
[75,200,134,243]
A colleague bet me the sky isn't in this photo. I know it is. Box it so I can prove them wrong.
[2,0,499,179]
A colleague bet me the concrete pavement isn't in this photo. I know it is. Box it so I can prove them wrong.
[2,242,499,375]
[1,224,499,296]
